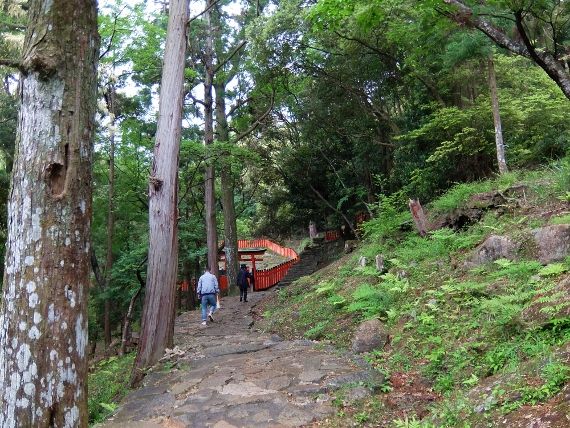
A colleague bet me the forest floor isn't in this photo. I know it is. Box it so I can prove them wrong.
[98,291,381,428]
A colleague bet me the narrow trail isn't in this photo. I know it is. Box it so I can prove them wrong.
[101,291,380,428]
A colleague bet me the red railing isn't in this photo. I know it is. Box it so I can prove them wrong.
[325,230,341,242]
[237,239,299,261]
[219,239,299,291]
[253,258,297,291]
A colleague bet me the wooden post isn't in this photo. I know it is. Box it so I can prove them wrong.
[309,220,318,238]
[409,199,428,237]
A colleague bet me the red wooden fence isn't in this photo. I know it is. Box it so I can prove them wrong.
[325,230,341,242]
[237,239,299,261]
[220,239,299,291]
[253,258,297,291]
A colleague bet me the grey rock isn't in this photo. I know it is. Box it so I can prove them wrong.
[351,319,389,354]
[343,386,371,405]
[532,224,570,264]
[465,235,520,267]
[375,254,385,272]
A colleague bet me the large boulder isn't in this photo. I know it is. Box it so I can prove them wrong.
[532,224,570,264]
[464,235,520,267]
[351,319,389,354]
[520,275,570,328]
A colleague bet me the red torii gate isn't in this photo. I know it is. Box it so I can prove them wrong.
[218,247,266,291]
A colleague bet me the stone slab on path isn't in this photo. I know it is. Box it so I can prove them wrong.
[100,291,379,428]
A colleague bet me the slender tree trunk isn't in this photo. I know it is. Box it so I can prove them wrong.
[215,82,239,294]
[132,0,188,384]
[487,56,507,174]
[103,84,116,348]
[204,0,218,276]
[0,1,98,426]
[182,259,192,310]
[119,285,142,356]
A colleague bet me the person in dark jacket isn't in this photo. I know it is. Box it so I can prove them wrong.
[197,266,219,325]
[237,264,253,302]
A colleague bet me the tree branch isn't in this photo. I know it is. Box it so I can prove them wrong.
[188,0,224,24]
[333,30,398,62]
[230,91,275,144]
[213,40,247,75]
[442,0,529,56]
[227,96,253,117]
[99,5,128,60]
[308,183,357,238]
[442,0,570,99]
[186,91,205,106]
[0,58,21,69]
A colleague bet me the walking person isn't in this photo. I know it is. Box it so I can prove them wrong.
[237,264,252,302]
[197,266,219,325]
[246,265,255,292]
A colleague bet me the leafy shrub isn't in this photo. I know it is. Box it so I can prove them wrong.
[484,343,518,375]
[347,283,396,318]
[362,195,409,241]
[489,259,542,282]
[537,263,568,277]
[304,321,328,339]
[88,353,135,424]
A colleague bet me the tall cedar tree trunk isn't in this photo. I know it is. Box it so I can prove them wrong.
[104,83,116,348]
[215,82,239,293]
[487,57,507,174]
[0,1,98,426]
[204,0,218,275]
[132,0,189,383]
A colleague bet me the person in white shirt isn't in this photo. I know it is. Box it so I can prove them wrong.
[196,266,219,325]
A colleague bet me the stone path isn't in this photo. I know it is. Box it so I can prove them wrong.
[101,292,381,428]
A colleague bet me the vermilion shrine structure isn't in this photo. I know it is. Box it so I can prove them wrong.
[218,239,299,292]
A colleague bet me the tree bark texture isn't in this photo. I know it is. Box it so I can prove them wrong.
[204,0,218,276]
[215,82,239,294]
[0,1,98,426]
[133,0,188,381]
[408,199,428,237]
[487,57,507,174]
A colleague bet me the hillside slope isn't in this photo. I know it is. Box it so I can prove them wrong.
[258,164,570,427]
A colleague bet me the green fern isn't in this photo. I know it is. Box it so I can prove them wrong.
[347,283,395,318]
[538,263,568,277]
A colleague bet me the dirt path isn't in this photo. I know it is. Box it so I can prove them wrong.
[100,292,380,428]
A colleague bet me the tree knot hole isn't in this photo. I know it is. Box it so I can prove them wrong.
[46,162,66,197]
[149,176,163,191]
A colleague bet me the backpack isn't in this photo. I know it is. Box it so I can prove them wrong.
[237,269,248,287]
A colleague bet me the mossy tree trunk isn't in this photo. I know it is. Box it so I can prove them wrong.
[0,0,98,426]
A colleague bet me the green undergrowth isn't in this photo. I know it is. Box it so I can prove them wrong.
[88,353,135,426]
[261,162,570,427]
